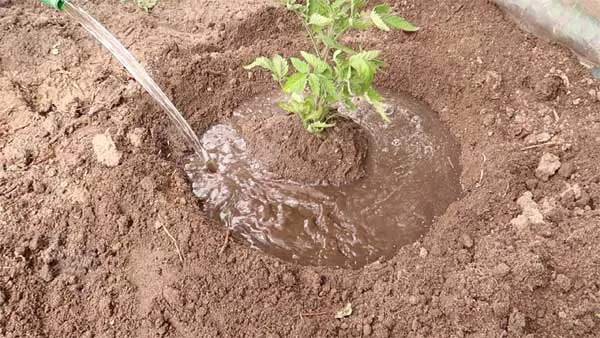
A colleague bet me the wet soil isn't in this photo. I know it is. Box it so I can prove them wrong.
[237,103,369,185]
[2,0,600,337]
[185,91,461,268]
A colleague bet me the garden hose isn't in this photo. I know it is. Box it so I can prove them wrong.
[41,0,66,10]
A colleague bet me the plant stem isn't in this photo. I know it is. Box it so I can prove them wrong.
[299,15,322,58]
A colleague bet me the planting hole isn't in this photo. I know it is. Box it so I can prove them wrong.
[185,91,462,268]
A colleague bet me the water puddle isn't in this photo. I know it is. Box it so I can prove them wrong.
[185,91,462,269]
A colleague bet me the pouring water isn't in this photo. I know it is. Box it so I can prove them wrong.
[41,0,217,172]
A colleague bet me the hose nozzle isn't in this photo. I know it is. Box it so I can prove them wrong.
[41,0,66,10]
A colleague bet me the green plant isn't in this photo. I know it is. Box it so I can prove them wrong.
[121,0,159,12]
[244,0,418,133]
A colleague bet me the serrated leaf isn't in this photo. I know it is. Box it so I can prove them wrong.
[370,10,390,31]
[372,5,391,14]
[291,57,310,73]
[334,302,353,319]
[283,73,308,93]
[349,57,374,82]
[320,75,337,99]
[382,14,419,32]
[318,33,356,55]
[365,88,389,122]
[307,0,318,15]
[300,51,329,74]
[332,0,348,9]
[309,13,333,26]
[244,57,273,71]
[350,18,373,29]
[271,55,289,81]
[354,50,381,61]
[308,74,321,95]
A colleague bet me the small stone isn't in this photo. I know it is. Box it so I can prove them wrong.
[419,247,428,258]
[92,133,122,167]
[229,78,239,86]
[127,128,146,148]
[460,234,474,248]
[282,272,296,287]
[525,178,538,190]
[14,245,27,258]
[340,323,349,330]
[535,75,563,101]
[524,132,553,145]
[540,197,559,219]
[494,263,511,277]
[32,181,46,193]
[39,263,56,282]
[408,295,419,305]
[363,324,372,336]
[508,310,527,335]
[560,183,582,208]
[117,215,132,235]
[558,162,575,178]
[511,191,544,230]
[235,11,245,21]
[535,153,561,181]
[558,311,567,319]
[554,274,572,292]
[573,98,582,105]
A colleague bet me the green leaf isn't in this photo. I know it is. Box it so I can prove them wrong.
[349,57,373,82]
[307,0,318,15]
[382,14,419,32]
[300,51,329,74]
[318,33,356,55]
[307,121,335,133]
[365,88,389,122]
[291,57,310,73]
[372,5,391,14]
[332,0,348,9]
[354,50,381,61]
[308,74,321,95]
[309,13,333,26]
[244,57,273,71]
[350,18,373,29]
[334,302,353,319]
[370,9,390,31]
[283,73,308,93]
[320,75,337,99]
[271,54,289,81]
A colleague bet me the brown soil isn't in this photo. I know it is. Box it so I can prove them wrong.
[1,1,600,338]
[236,101,369,185]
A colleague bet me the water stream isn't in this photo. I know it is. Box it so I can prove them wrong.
[62,1,211,163]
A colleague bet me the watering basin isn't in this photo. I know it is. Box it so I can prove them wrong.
[185,91,462,269]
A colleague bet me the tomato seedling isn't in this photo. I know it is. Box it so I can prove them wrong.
[245,0,418,133]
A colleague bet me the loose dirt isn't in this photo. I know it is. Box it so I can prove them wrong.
[1,0,600,337]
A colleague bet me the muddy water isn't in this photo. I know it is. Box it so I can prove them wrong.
[185,91,462,269]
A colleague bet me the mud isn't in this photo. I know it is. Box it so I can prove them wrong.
[185,92,461,268]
